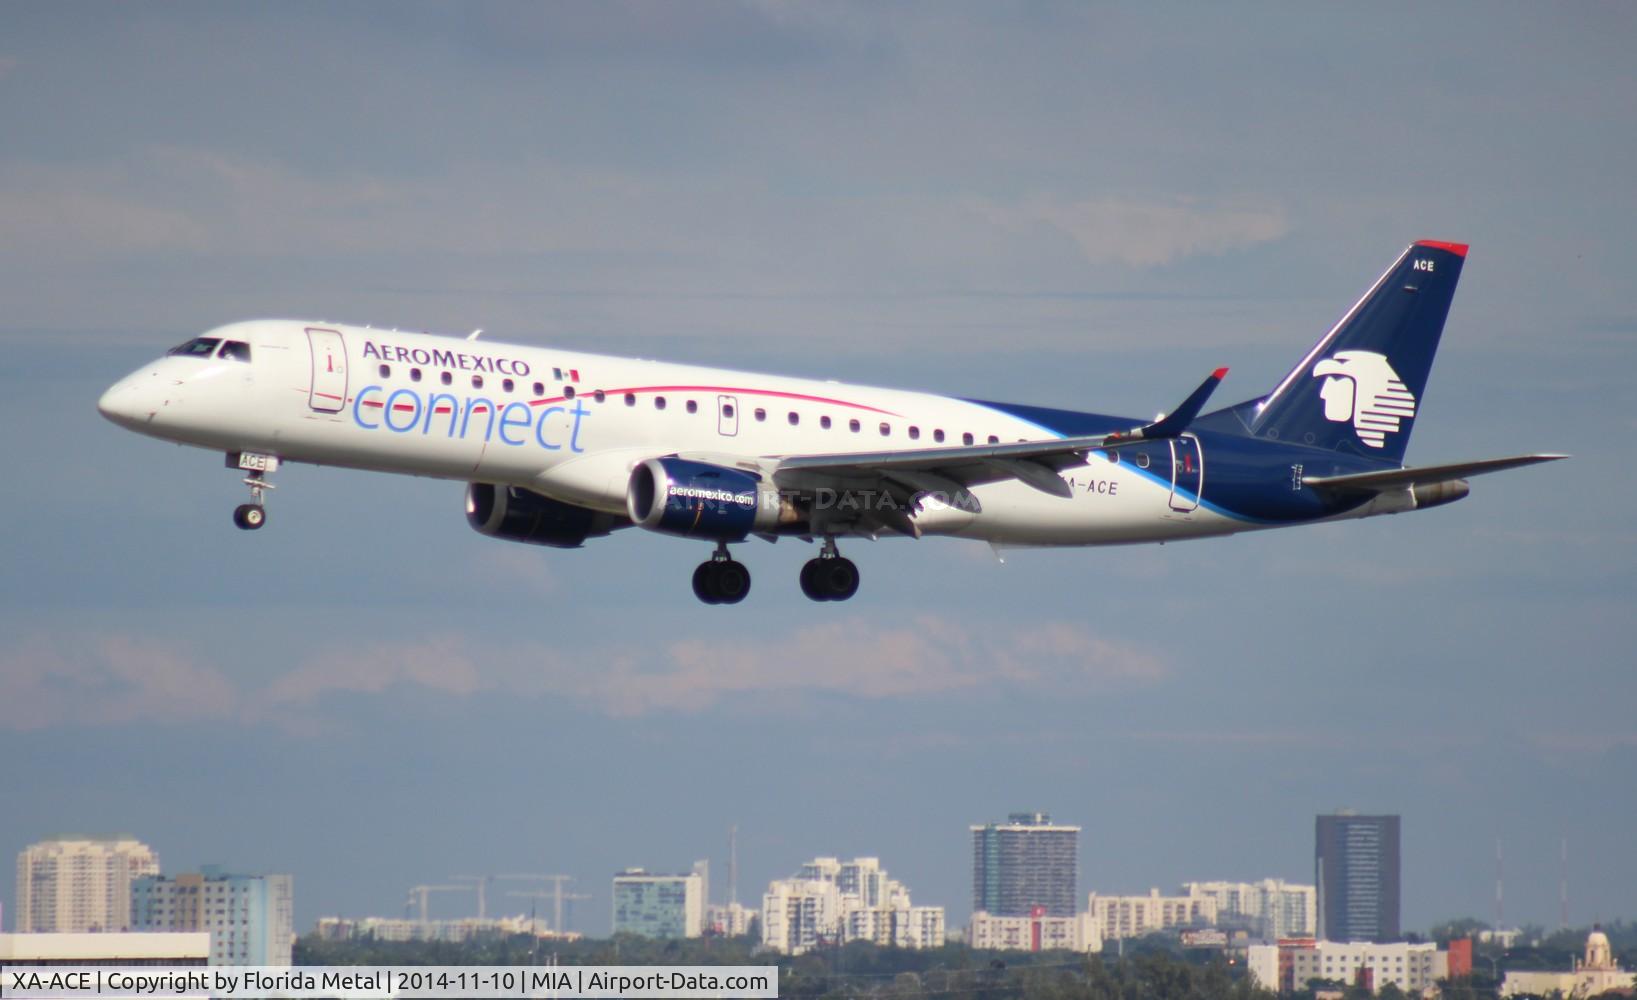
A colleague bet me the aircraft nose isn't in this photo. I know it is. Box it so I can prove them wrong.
[97,372,158,428]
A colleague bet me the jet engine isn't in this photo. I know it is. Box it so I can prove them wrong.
[465,483,622,548]
[626,457,794,540]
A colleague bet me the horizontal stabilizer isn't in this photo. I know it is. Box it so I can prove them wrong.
[1302,453,1567,493]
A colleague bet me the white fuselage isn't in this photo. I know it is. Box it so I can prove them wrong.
[99,320,1252,546]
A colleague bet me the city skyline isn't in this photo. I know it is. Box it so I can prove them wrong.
[1,2,1631,937]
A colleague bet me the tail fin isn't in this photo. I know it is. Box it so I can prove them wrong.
[1250,240,1468,463]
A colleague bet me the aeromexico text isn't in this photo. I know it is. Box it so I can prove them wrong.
[362,339,534,376]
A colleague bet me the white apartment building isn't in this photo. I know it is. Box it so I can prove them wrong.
[967,910,1102,953]
[1248,940,1447,994]
[761,857,944,955]
[1088,889,1217,941]
[15,836,160,932]
[1181,879,1316,940]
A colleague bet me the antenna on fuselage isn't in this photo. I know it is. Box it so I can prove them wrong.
[468,329,484,341]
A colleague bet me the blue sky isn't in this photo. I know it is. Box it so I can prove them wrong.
[1,3,1633,936]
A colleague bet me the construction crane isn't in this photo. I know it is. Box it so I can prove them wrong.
[451,875,492,921]
[507,889,590,935]
[494,875,580,935]
[405,884,471,925]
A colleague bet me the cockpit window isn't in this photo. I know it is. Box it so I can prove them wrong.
[218,340,252,362]
[167,337,221,358]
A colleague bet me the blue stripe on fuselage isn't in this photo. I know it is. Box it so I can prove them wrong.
[961,397,1384,525]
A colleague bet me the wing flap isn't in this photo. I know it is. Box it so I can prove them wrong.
[774,368,1228,498]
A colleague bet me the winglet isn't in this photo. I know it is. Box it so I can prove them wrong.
[1106,368,1228,443]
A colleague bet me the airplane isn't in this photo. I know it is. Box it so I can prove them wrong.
[98,239,1562,604]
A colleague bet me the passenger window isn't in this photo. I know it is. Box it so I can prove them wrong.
[849,419,861,433]
[472,375,484,389]
[503,378,515,393]
[533,382,545,396]
[788,412,799,426]
[754,408,767,422]
[987,435,1000,444]
[879,422,891,436]
[820,415,832,429]
[594,390,607,403]
[908,426,920,440]
[686,400,698,414]
[378,364,391,378]
[218,341,252,362]
[410,368,422,382]
[624,393,636,406]
[564,386,576,399]
[441,371,452,386]
[963,432,975,445]
[655,396,667,410]
[723,404,735,418]
[934,429,945,443]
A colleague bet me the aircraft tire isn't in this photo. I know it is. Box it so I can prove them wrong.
[233,504,266,530]
[714,561,751,604]
[822,557,860,601]
[799,559,826,601]
[692,562,722,604]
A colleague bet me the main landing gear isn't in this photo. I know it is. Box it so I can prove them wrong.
[693,542,751,605]
[688,538,861,604]
[800,537,860,602]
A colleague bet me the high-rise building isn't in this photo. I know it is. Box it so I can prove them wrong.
[611,869,704,939]
[15,836,160,932]
[971,812,1080,918]
[1181,879,1317,940]
[1315,813,1400,942]
[130,867,294,966]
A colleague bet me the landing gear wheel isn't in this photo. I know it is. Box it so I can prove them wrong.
[713,561,751,604]
[693,557,751,605]
[800,555,860,602]
[692,562,722,605]
[233,504,266,530]
[800,559,823,601]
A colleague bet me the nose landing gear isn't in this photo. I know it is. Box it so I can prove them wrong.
[800,537,859,602]
[693,541,751,605]
[228,452,278,531]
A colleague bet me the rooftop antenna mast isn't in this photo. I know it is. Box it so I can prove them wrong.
[1560,836,1569,931]
[728,825,738,907]
[1494,838,1504,932]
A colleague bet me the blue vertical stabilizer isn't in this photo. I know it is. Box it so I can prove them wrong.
[1249,240,1468,463]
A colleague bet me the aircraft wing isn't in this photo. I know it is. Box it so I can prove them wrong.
[767,369,1228,535]
[1301,453,1568,494]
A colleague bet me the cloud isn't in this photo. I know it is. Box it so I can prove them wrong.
[0,618,1164,730]
[257,616,1166,719]
[0,636,236,731]
[976,195,1290,267]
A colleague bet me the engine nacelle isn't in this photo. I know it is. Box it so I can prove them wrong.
[465,483,621,548]
[627,457,786,541]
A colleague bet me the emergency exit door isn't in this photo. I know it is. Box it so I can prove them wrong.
[306,328,348,413]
